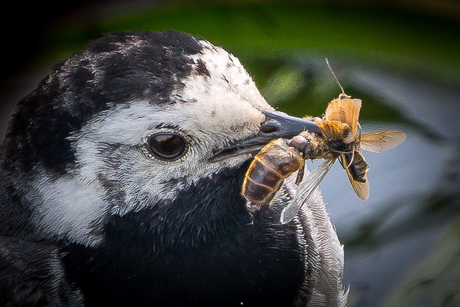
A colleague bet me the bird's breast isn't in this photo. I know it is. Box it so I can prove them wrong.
[61,166,309,306]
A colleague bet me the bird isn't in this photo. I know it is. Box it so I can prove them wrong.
[0,30,347,306]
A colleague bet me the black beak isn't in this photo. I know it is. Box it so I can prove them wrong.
[210,110,321,162]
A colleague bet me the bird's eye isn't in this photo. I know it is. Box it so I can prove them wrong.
[145,133,187,161]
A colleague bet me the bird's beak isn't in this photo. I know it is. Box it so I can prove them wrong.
[209,110,321,162]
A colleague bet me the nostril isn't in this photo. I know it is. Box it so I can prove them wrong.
[260,123,279,134]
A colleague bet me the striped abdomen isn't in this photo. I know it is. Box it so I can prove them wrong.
[242,139,304,211]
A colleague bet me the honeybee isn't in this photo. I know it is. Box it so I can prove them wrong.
[241,138,305,212]
[242,123,333,212]
[280,93,406,224]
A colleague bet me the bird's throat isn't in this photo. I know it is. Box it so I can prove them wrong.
[60,163,307,306]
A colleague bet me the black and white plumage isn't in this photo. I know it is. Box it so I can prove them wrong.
[0,31,347,306]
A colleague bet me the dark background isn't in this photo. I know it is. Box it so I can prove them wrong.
[1,1,459,306]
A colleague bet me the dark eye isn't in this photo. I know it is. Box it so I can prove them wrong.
[145,133,187,161]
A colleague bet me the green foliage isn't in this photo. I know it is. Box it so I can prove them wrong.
[42,1,460,86]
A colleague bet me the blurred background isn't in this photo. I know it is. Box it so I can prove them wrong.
[1,0,459,306]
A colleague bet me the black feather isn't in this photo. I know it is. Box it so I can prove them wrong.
[61,164,308,306]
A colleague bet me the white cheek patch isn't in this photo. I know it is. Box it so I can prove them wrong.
[66,97,260,218]
[72,103,161,146]
[28,173,108,247]
[68,102,161,183]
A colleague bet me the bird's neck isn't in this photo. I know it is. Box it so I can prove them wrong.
[60,163,307,306]
[104,162,254,250]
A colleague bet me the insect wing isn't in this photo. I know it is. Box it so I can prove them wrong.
[280,159,335,224]
[360,130,406,153]
[346,168,370,200]
[339,151,370,200]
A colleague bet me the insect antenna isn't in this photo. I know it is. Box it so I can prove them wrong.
[325,58,347,97]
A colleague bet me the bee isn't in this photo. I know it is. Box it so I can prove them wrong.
[242,122,333,212]
[280,92,406,224]
[241,138,305,212]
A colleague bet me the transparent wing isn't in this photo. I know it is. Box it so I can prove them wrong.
[361,130,406,153]
[346,168,370,200]
[280,159,335,224]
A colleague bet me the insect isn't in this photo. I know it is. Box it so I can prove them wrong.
[241,138,306,212]
[280,90,406,224]
[243,60,406,223]
[315,93,370,199]
[241,121,334,212]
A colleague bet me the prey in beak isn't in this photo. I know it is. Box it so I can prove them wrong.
[210,110,321,162]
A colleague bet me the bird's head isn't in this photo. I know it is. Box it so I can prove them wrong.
[2,31,318,247]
